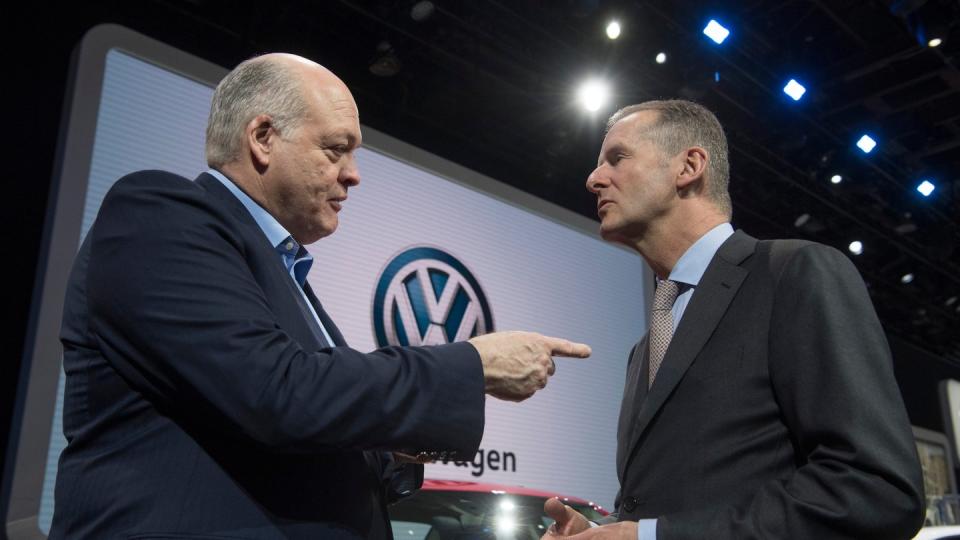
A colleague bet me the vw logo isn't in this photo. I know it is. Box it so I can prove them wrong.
[373,246,493,347]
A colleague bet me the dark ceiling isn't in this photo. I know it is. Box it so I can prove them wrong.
[11,0,960,364]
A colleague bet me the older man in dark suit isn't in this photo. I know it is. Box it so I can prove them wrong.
[51,53,589,539]
[545,100,923,539]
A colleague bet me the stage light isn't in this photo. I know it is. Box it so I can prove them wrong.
[577,79,610,112]
[783,79,806,101]
[929,38,943,47]
[830,174,843,184]
[901,273,915,284]
[369,41,402,77]
[410,1,435,21]
[848,241,863,255]
[606,21,621,40]
[794,213,811,228]
[496,516,516,534]
[856,134,877,154]
[917,180,935,197]
[655,52,667,64]
[703,20,730,44]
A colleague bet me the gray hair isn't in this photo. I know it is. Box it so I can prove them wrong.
[205,55,309,168]
[607,100,732,218]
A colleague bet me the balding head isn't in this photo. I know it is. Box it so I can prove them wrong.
[205,53,348,168]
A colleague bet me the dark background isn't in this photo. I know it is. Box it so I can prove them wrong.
[5,1,960,528]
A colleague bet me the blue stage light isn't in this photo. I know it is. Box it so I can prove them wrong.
[783,79,806,101]
[917,180,935,197]
[703,20,730,44]
[856,134,877,153]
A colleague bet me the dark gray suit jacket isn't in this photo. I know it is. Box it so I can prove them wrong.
[51,171,485,539]
[612,231,924,539]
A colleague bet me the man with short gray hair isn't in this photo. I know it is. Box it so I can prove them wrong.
[544,99,923,539]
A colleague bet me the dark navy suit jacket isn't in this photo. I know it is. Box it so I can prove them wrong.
[610,231,924,539]
[51,171,485,539]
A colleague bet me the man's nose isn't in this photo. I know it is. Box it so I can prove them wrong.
[586,167,604,193]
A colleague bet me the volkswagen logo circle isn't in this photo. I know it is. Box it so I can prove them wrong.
[373,246,493,347]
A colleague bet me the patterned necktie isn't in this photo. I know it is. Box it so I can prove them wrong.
[648,279,679,388]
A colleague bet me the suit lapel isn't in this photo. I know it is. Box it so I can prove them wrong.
[194,173,330,351]
[617,338,647,480]
[621,231,757,474]
[303,282,347,347]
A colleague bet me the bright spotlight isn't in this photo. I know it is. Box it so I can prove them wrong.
[917,180,935,197]
[703,20,730,44]
[830,174,843,184]
[606,21,621,40]
[783,79,806,101]
[655,52,667,64]
[929,38,943,47]
[856,134,877,154]
[901,273,915,284]
[496,516,516,534]
[499,499,516,511]
[848,241,863,255]
[578,79,610,112]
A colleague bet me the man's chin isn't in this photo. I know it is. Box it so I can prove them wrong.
[598,221,622,241]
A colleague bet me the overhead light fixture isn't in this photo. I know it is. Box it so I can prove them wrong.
[703,19,730,44]
[901,273,915,284]
[830,174,843,184]
[793,213,826,234]
[783,79,806,101]
[655,52,667,64]
[606,21,621,40]
[369,41,401,77]
[856,134,877,154]
[891,0,950,49]
[410,1,435,21]
[917,179,935,197]
[848,241,864,255]
[577,79,610,112]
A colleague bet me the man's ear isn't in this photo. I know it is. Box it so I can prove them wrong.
[676,146,709,193]
[247,114,277,168]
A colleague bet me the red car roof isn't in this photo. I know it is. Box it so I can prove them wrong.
[421,478,608,514]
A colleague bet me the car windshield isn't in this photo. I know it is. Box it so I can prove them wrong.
[389,490,605,539]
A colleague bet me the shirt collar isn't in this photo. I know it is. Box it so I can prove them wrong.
[207,168,292,250]
[667,223,734,288]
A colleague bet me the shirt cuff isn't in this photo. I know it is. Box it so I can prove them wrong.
[637,518,657,540]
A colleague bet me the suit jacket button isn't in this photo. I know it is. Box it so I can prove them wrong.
[622,496,638,513]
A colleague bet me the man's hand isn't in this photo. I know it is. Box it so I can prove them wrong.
[468,331,591,401]
[543,497,591,536]
[544,521,638,540]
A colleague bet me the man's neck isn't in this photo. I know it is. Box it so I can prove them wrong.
[633,210,727,279]
[218,163,273,214]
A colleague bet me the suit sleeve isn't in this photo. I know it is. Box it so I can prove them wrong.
[657,243,924,539]
[86,173,485,456]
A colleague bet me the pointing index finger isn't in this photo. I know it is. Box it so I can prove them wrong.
[544,337,592,358]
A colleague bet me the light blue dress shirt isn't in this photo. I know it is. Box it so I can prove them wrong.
[208,169,336,347]
[635,222,734,540]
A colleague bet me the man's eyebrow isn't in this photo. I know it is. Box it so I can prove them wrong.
[598,143,628,164]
